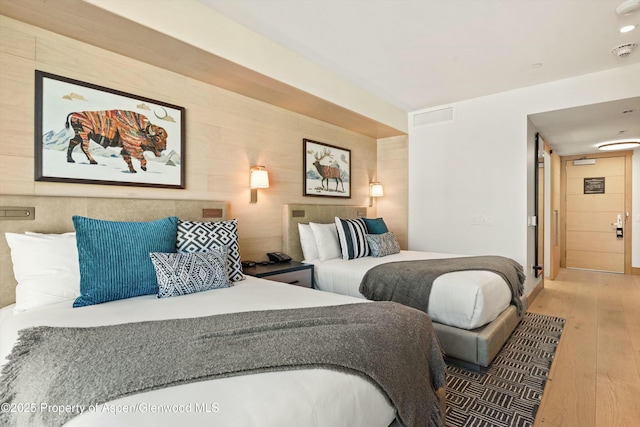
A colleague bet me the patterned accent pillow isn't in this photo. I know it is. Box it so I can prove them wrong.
[150,247,230,298]
[72,216,178,307]
[176,219,245,282]
[366,232,401,257]
[335,217,369,260]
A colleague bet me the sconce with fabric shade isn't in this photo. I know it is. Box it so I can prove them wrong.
[250,166,269,203]
[369,182,383,207]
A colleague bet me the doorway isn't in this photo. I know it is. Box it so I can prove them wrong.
[561,152,633,274]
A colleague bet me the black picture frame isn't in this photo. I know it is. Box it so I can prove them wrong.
[303,138,351,198]
[584,177,605,194]
[34,70,185,189]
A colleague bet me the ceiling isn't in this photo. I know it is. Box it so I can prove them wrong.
[198,0,640,155]
[529,96,640,156]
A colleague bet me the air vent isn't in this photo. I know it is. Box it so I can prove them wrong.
[412,106,454,127]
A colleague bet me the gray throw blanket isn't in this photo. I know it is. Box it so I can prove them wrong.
[0,302,446,427]
[360,256,525,318]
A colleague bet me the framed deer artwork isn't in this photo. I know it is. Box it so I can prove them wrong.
[303,138,351,198]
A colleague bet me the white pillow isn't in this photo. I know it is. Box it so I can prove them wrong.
[5,232,80,312]
[298,223,319,261]
[309,222,341,261]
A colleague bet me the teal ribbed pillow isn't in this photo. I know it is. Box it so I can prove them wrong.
[72,216,178,307]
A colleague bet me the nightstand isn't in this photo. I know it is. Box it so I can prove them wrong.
[244,261,315,288]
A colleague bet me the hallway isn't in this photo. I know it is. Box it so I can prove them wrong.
[530,269,640,427]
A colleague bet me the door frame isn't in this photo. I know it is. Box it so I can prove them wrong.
[560,150,633,274]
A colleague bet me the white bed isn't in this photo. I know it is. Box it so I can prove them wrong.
[282,203,526,368]
[309,250,512,330]
[0,279,398,427]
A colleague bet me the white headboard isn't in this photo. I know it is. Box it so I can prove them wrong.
[282,204,367,262]
[0,195,228,308]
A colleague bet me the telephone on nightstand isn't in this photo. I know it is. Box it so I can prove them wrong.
[267,252,292,263]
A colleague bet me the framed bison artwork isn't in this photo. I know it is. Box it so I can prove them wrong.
[303,138,351,198]
[34,70,185,189]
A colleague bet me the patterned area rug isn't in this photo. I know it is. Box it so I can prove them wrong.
[445,312,565,427]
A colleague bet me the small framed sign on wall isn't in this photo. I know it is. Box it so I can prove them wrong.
[584,177,605,194]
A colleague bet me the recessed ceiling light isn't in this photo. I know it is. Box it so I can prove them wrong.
[531,63,543,68]
[597,140,640,151]
[620,24,637,33]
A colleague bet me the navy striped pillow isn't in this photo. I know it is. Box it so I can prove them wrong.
[335,217,369,260]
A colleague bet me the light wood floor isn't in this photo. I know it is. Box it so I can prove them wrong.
[529,269,640,427]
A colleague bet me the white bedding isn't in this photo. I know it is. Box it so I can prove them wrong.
[0,278,396,427]
[309,250,512,330]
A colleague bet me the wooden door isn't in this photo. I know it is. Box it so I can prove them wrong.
[565,156,625,273]
[549,150,561,279]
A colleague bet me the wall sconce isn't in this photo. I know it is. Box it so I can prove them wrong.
[250,166,269,203]
[369,182,383,207]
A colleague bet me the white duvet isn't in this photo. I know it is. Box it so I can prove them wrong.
[0,278,396,427]
[309,250,512,330]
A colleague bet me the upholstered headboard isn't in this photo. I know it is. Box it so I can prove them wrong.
[0,195,228,308]
[282,204,367,262]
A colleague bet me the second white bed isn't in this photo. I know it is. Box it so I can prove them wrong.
[309,250,512,330]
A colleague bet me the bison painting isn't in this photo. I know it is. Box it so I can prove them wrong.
[65,110,168,173]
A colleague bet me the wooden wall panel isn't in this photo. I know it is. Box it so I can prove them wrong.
[376,135,408,248]
[567,211,624,232]
[565,157,625,178]
[565,251,625,273]
[549,149,561,278]
[566,231,624,253]
[0,15,384,264]
[567,176,624,195]
[566,194,625,212]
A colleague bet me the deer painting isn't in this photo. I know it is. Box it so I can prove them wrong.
[313,147,345,192]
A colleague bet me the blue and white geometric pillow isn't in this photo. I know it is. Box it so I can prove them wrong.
[150,248,230,298]
[176,219,245,282]
[335,217,370,260]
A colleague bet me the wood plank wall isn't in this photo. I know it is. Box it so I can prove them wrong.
[377,135,408,248]
[0,15,386,263]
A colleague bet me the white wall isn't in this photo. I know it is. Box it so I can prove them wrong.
[409,63,640,296]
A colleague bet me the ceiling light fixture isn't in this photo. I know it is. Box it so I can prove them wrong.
[616,0,640,16]
[597,140,640,151]
[620,24,637,33]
